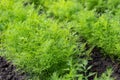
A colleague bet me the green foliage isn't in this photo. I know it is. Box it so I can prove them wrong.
[1,0,119,80]
[80,0,120,15]
[50,42,96,80]
[27,0,57,8]
[28,0,120,17]
[47,0,82,20]
[0,0,34,31]
[4,17,76,79]
[94,69,114,80]
[27,0,83,20]
[73,10,120,56]
[1,0,77,79]
[50,59,93,80]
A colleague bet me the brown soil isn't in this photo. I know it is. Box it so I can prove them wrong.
[0,56,26,80]
[88,47,120,80]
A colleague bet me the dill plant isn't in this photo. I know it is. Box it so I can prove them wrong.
[1,0,78,79]
[47,0,82,20]
[79,0,120,15]
[27,0,57,8]
[1,0,118,80]
[73,10,120,56]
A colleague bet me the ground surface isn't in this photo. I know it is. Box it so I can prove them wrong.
[1,48,120,80]
[0,56,25,80]
[88,47,120,80]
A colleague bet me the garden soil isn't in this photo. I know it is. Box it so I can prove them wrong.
[0,56,25,80]
[88,47,120,80]
[1,48,120,80]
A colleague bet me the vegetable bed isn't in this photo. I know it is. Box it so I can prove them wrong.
[1,0,120,80]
